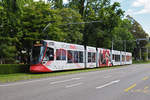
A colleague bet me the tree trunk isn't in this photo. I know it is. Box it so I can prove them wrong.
[79,0,85,17]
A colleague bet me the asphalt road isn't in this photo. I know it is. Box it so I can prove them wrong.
[1,64,150,100]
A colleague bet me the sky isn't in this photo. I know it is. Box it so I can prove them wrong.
[35,0,150,35]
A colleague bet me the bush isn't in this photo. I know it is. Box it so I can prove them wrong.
[142,52,148,61]
[0,64,30,74]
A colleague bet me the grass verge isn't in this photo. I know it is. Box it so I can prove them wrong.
[0,66,125,83]
[133,60,150,64]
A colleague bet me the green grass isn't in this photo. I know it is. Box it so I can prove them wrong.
[0,66,125,83]
[133,60,150,64]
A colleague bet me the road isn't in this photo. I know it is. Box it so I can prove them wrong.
[1,64,150,100]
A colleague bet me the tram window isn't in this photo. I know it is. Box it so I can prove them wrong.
[79,51,83,63]
[126,56,128,61]
[114,55,118,62]
[115,55,117,61]
[67,50,73,63]
[116,55,120,62]
[62,49,66,60]
[46,48,54,61]
[92,53,96,62]
[113,54,115,60]
[122,55,125,61]
[56,49,66,60]
[126,56,130,61]
[67,50,83,63]
[100,53,106,64]
[118,55,120,61]
[74,51,79,63]
[129,56,131,61]
[116,55,118,62]
[56,49,61,60]
[88,52,91,63]
[100,53,103,62]
[99,53,103,63]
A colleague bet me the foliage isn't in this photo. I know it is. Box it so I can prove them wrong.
[21,1,62,52]
[0,1,83,64]
[75,0,127,49]
[126,15,149,59]
[20,1,84,60]
[112,19,135,52]
[0,0,149,64]
[58,8,84,44]
[133,60,150,64]
[0,4,17,63]
[0,43,16,64]
[127,15,148,47]
[142,52,148,61]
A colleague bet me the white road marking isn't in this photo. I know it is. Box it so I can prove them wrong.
[50,78,81,84]
[66,82,83,88]
[96,80,120,89]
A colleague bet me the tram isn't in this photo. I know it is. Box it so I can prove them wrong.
[30,40,132,72]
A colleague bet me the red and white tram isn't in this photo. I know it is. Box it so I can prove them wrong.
[30,40,132,72]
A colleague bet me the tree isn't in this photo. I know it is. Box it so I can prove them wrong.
[127,15,149,60]
[0,1,17,63]
[127,15,148,47]
[20,1,62,63]
[82,1,124,48]
[58,8,84,44]
[0,0,33,63]
[112,19,135,52]
[0,0,148,64]
[19,1,84,63]
[0,43,16,64]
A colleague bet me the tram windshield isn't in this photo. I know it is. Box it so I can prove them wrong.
[31,45,46,64]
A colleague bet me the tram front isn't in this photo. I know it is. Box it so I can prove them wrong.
[30,41,52,72]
